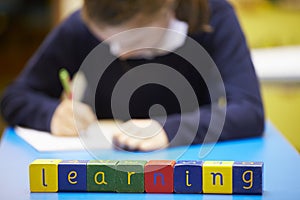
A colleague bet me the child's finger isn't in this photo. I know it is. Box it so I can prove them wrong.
[53,121,78,137]
[112,132,127,149]
[138,141,155,151]
[124,136,142,151]
[112,131,141,151]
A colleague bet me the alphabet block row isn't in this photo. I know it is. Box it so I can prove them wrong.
[29,159,263,194]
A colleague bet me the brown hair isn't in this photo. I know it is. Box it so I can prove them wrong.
[82,0,211,33]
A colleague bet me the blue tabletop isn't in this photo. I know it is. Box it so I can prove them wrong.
[0,122,299,200]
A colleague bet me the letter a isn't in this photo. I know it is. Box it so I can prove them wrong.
[94,172,108,185]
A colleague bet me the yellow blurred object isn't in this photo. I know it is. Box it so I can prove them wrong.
[230,0,300,48]
[58,0,83,21]
[261,83,300,152]
[52,0,83,25]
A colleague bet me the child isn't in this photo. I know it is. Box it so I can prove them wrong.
[0,0,264,151]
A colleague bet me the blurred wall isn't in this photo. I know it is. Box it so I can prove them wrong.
[0,0,53,136]
[0,0,84,136]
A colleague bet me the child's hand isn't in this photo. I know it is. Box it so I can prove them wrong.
[112,119,169,151]
[50,99,96,136]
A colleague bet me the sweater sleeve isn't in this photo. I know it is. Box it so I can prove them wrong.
[0,11,98,132]
[159,0,265,146]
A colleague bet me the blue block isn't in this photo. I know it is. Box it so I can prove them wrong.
[58,160,88,191]
[233,161,263,194]
[173,160,203,193]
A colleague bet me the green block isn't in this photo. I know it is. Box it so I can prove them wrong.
[87,160,118,192]
[116,160,147,193]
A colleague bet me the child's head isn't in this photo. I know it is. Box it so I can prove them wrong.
[82,0,210,33]
[82,0,211,59]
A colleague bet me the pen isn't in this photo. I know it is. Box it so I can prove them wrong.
[59,68,72,99]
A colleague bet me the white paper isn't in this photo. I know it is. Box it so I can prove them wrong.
[15,120,122,152]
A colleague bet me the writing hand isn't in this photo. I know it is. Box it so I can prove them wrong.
[50,99,96,136]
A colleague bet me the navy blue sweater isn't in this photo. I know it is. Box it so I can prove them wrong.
[0,0,264,146]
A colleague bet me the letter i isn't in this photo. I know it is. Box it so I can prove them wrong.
[186,170,192,186]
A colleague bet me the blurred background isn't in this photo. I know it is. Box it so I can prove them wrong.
[0,0,299,152]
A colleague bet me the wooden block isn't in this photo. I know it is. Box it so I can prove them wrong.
[58,160,88,191]
[173,160,203,193]
[29,159,62,192]
[144,160,176,193]
[116,160,147,193]
[202,161,234,194]
[87,160,118,192]
[233,161,263,194]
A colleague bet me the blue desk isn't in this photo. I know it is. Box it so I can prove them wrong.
[0,122,299,200]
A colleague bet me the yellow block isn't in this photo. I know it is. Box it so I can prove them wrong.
[29,159,62,192]
[202,161,234,194]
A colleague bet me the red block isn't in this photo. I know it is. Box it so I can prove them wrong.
[144,160,176,193]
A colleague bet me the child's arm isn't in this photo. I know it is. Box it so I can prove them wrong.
[163,0,264,146]
[112,0,264,150]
